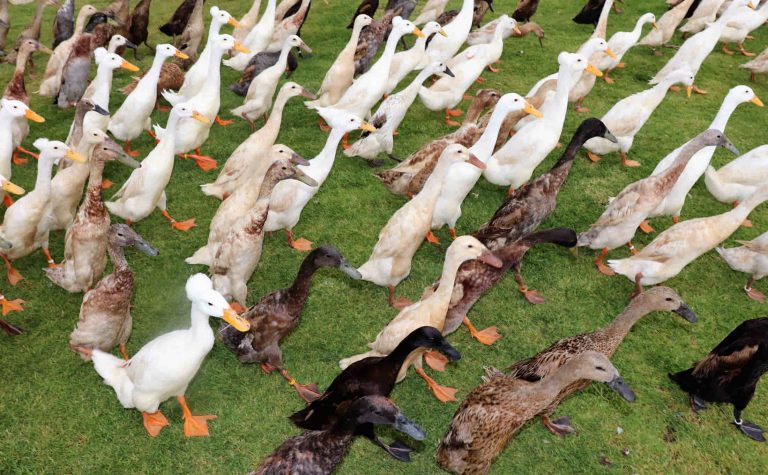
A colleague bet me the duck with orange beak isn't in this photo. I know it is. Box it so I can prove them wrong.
[0,100,44,186]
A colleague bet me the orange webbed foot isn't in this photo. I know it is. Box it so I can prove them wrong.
[639,220,654,234]
[746,286,766,303]
[742,218,754,228]
[215,116,234,126]
[587,151,602,163]
[596,261,615,276]
[3,195,13,208]
[292,383,321,403]
[101,179,114,189]
[12,153,28,165]
[142,411,169,438]
[0,297,24,316]
[425,350,449,371]
[7,267,24,286]
[416,368,457,402]
[521,288,546,305]
[463,316,500,345]
[182,413,216,437]
[426,231,440,245]
[290,238,313,252]
[390,296,413,310]
[171,218,196,231]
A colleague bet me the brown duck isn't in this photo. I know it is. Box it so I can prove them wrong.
[436,351,634,475]
[375,89,501,197]
[127,0,152,59]
[497,286,696,436]
[70,224,158,361]
[219,245,362,402]
[354,7,402,75]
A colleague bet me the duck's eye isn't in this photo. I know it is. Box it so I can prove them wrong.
[666,297,673,302]
[514,98,519,102]
[282,166,287,170]
[208,302,213,307]
[596,366,605,371]
[468,245,473,248]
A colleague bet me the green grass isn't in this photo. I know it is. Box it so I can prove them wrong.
[1,0,767,473]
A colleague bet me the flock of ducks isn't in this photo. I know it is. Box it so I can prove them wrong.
[1,0,768,473]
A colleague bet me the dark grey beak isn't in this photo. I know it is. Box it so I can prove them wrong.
[117,151,141,169]
[290,152,310,167]
[292,168,318,187]
[721,138,740,156]
[487,0,495,12]
[443,65,455,78]
[673,303,697,323]
[124,40,138,50]
[606,376,636,402]
[439,342,461,362]
[0,234,12,250]
[132,237,159,257]
[393,413,426,441]
[603,129,618,143]
[338,259,362,280]
[93,104,109,115]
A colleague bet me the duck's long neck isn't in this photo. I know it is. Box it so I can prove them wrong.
[28,0,47,38]
[401,67,437,100]
[464,99,490,125]
[14,47,32,76]
[107,240,129,274]
[375,30,404,71]
[732,189,768,220]
[660,139,708,185]
[69,107,88,147]
[415,156,455,205]
[261,91,290,139]
[74,10,88,34]
[82,157,106,216]
[199,48,224,101]
[33,155,55,195]
[287,258,318,303]
[142,54,166,87]
[545,131,587,188]
[277,42,293,67]
[159,113,182,151]
[205,20,224,48]
[92,65,115,108]
[631,18,648,39]
[431,256,463,306]
[257,0,277,29]
[458,0,474,20]
[709,98,739,131]
[189,306,214,343]
[593,0,613,39]
[472,104,509,159]
[603,303,649,347]
[534,364,589,397]
[346,22,367,53]
[314,127,347,173]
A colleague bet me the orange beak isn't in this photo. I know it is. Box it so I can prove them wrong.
[121,59,139,72]
[24,108,45,123]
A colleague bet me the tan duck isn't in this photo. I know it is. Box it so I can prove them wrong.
[375,89,501,197]
[341,236,503,402]
[7,0,53,60]
[717,231,768,302]
[210,158,317,308]
[45,138,139,292]
[741,46,768,82]
[436,352,634,475]
[70,224,158,361]
[0,0,9,54]
[175,0,204,64]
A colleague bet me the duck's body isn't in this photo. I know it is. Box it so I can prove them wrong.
[223,0,276,71]
[233,0,262,43]
[353,9,398,76]
[0,100,44,181]
[720,2,768,56]
[680,0,728,34]
[264,0,311,54]
[175,0,204,64]
[741,46,768,81]
[716,231,768,301]
[159,0,197,39]
[640,0,696,47]
[127,0,153,55]
[595,13,657,78]
[705,144,768,206]
[609,185,768,287]
[414,0,449,24]
[670,317,768,442]
[3,39,51,152]
[384,21,445,95]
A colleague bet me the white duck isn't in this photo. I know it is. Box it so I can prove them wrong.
[720,1,768,56]
[159,35,249,172]
[329,16,424,124]
[345,61,455,164]
[420,15,518,126]
[305,14,372,111]
[0,139,83,284]
[0,99,44,182]
[108,44,188,156]
[681,0,729,34]
[264,108,375,250]
[223,0,277,71]
[202,82,315,200]
[232,0,262,42]
[651,0,754,94]
[420,0,474,66]
[90,273,250,438]
[584,69,695,167]
[647,85,763,225]
[705,144,768,225]
[106,104,209,230]
[164,6,238,105]
[717,231,768,302]
[357,146,488,308]
[595,13,657,83]
[431,93,541,238]
[413,0,450,25]
[484,53,599,191]
[385,21,446,95]
[639,0,695,50]
[230,35,311,127]
[609,185,768,291]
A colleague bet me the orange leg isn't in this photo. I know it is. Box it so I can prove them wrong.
[463,316,500,345]
[341,133,350,150]
[425,231,440,245]
[475,76,486,84]
[285,230,312,251]
[620,151,640,168]
[278,368,320,403]
[574,98,589,113]
[487,62,500,73]
[179,149,217,172]
[602,69,615,84]
[672,215,680,224]
[2,254,24,286]
[415,367,457,402]
[387,285,412,310]
[3,194,14,208]
[0,295,24,316]
[594,248,615,276]
[587,151,602,163]
[444,108,463,127]
[424,350,449,371]
[160,209,196,231]
[691,85,708,95]
[14,146,39,164]
[177,395,216,437]
[722,44,735,55]
[745,277,766,303]
[507,187,516,197]
[123,141,140,157]
[42,248,60,268]
[12,152,27,165]
[101,179,113,189]
[119,343,130,361]
[318,118,331,133]
[738,42,755,57]
[449,227,457,239]
[215,115,234,126]
[142,411,169,437]
[639,220,654,234]
[627,242,637,255]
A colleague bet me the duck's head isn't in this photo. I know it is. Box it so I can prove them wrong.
[447,235,503,269]
[316,108,376,134]
[353,14,373,30]
[566,351,636,402]
[666,69,696,97]
[559,51,602,78]
[78,98,109,116]
[279,81,316,101]
[93,47,138,72]
[439,143,486,170]
[284,35,312,54]
[694,129,740,156]
[92,136,142,168]
[474,88,502,109]
[264,148,318,188]
[1,99,44,123]
[347,396,426,441]
[725,85,763,109]
[154,43,189,61]
[170,102,209,123]
[403,326,461,362]
[308,245,362,279]
[391,16,425,39]
[109,35,137,51]
[32,138,85,165]
[213,34,249,55]
[80,5,98,19]
[422,21,447,38]
[579,38,616,61]
[629,286,698,323]
[210,6,239,29]
[17,39,53,56]
[495,15,520,36]
[108,223,158,257]
[0,174,24,198]
[573,118,617,144]
[496,92,542,118]
[186,274,250,332]
[639,12,658,29]
[423,61,454,79]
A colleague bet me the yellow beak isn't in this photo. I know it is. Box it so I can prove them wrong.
[605,48,618,60]
[24,108,45,123]
[228,17,241,28]
[66,148,86,163]
[121,59,139,72]
[751,95,764,107]
[359,121,376,132]
[192,111,210,123]
[513,26,522,35]
[748,2,755,9]
[685,85,693,98]
[652,21,659,29]
[438,28,448,37]
[586,63,603,77]
[412,27,426,38]
[523,102,543,118]
[223,308,250,332]
[234,42,250,54]
[1,179,24,195]
[174,50,189,60]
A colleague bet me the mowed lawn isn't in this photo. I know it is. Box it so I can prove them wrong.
[1,0,767,473]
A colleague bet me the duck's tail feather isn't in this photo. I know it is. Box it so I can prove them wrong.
[92,349,135,408]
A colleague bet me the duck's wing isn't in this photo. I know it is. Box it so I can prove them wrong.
[693,318,768,378]
[591,190,642,228]
[507,335,591,381]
